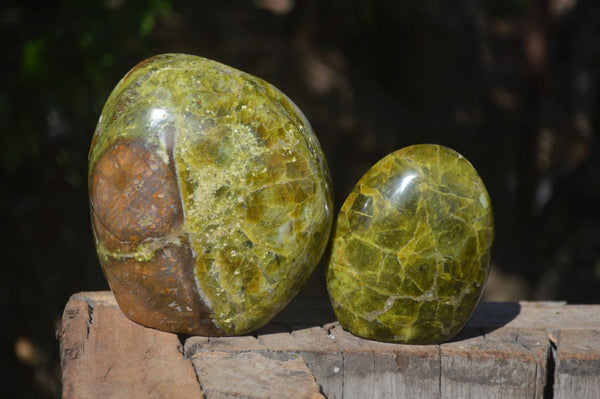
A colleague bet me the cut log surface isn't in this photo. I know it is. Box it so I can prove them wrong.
[59,292,203,399]
[59,292,600,399]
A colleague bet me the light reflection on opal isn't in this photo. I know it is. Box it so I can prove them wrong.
[150,108,167,126]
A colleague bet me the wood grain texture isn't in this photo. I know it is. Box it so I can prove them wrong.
[256,326,343,398]
[60,292,600,399]
[190,351,324,399]
[329,323,440,399]
[441,327,549,399]
[59,292,203,399]
[553,329,600,399]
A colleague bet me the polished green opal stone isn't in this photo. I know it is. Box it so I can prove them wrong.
[89,54,333,335]
[326,144,494,344]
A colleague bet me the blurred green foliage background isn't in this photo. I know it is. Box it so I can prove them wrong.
[1,0,599,397]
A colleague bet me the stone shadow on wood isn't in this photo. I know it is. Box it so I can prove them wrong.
[257,298,522,343]
[255,299,522,340]
[256,296,337,335]
[446,301,522,343]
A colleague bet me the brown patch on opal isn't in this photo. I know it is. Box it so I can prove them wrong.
[90,139,181,252]
[103,236,224,336]
[90,137,224,336]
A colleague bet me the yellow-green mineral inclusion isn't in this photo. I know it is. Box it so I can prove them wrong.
[326,144,494,344]
[91,54,333,335]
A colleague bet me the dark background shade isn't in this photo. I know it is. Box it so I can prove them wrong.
[1,0,599,397]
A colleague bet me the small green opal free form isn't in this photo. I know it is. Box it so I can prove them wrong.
[89,54,333,336]
[326,144,494,344]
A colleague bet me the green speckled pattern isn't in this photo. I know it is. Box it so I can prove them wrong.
[326,144,494,344]
[89,54,333,335]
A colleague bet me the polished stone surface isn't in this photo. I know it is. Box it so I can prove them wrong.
[326,144,494,344]
[89,54,333,335]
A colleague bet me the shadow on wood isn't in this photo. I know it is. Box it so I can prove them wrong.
[449,301,522,342]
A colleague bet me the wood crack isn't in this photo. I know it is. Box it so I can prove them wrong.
[86,303,94,340]
[544,335,557,399]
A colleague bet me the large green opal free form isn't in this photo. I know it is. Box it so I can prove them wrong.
[89,54,333,336]
[326,144,494,344]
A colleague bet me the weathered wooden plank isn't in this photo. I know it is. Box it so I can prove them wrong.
[511,327,551,399]
[185,323,344,397]
[329,322,440,399]
[257,326,344,399]
[440,327,550,399]
[553,329,600,399]
[59,294,89,373]
[292,326,344,398]
[61,292,600,399]
[190,351,324,399]
[59,292,203,399]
